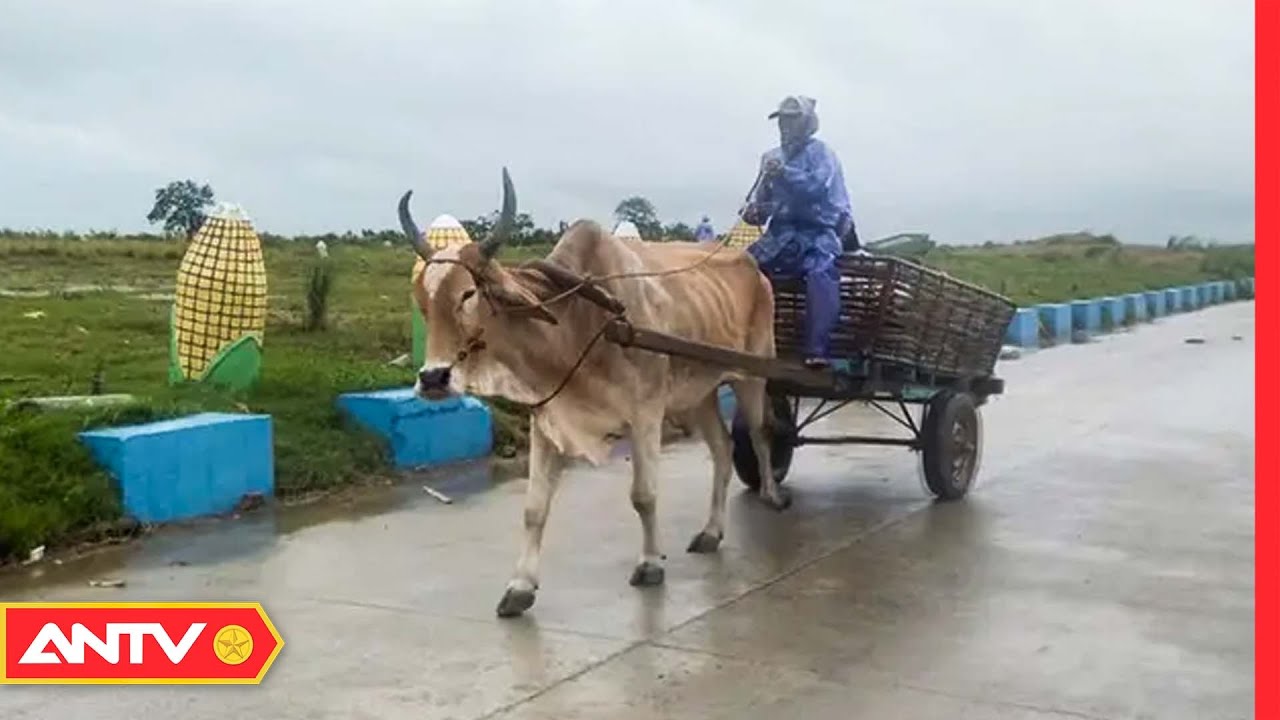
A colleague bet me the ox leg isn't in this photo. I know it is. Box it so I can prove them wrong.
[628,411,666,587]
[688,392,731,554]
[732,378,791,511]
[497,423,564,618]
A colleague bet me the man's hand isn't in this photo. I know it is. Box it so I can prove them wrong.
[762,156,783,177]
[742,204,764,226]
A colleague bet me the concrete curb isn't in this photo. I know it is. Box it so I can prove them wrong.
[1003,276,1253,350]
[79,412,275,524]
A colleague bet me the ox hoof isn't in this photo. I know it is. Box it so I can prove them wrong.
[629,562,666,587]
[686,531,723,554]
[496,588,537,618]
[762,487,792,512]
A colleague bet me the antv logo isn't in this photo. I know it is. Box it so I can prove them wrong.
[1,603,283,684]
[19,622,207,665]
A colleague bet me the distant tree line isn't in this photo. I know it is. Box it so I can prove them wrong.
[124,179,707,246]
[0,179,1256,255]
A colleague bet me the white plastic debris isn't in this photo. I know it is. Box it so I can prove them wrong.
[88,579,127,588]
[315,239,329,258]
[422,484,453,505]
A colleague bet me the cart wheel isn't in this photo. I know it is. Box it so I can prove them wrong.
[731,393,796,491]
[920,391,982,501]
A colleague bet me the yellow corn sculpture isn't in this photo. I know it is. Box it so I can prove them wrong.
[411,214,473,368]
[725,218,763,248]
[612,220,642,241]
[168,203,267,391]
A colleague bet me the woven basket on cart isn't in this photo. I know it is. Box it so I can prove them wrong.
[771,253,1016,378]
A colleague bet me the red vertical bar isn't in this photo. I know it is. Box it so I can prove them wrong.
[1258,0,1272,717]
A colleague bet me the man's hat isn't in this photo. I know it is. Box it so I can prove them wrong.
[768,95,815,119]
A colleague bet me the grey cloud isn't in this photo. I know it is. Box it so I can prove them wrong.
[0,0,1253,243]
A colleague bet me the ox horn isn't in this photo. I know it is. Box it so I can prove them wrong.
[478,167,516,261]
[398,190,433,263]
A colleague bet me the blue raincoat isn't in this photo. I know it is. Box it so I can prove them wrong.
[694,217,716,242]
[744,96,853,361]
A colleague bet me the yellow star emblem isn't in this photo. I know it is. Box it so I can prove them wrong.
[213,624,254,665]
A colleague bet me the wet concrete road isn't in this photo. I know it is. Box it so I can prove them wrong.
[1,303,1254,719]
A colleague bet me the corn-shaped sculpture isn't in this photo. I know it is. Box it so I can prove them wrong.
[168,203,267,391]
[612,220,642,241]
[725,218,763,248]
[410,214,472,368]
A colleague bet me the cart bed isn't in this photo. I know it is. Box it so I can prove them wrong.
[770,253,1016,380]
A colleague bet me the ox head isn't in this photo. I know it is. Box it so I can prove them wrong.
[401,169,555,402]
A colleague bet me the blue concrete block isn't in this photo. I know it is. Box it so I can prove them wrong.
[1224,281,1237,301]
[1004,308,1039,347]
[1124,293,1147,322]
[717,384,736,421]
[1143,291,1165,317]
[1035,303,1072,344]
[78,412,274,524]
[1164,288,1182,313]
[1071,300,1101,335]
[1197,283,1212,306]
[338,388,492,469]
[1097,296,1125,329]
[1213,282,1227,303]
[1180,286,1197,310]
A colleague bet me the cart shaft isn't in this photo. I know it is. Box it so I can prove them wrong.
[603,320,828,387]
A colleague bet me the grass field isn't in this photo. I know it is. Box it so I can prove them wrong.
[0,232,1254,560]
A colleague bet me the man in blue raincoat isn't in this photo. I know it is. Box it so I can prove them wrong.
[742,95,857,368]
[694,215,716,242]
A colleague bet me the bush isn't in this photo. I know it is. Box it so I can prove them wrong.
[1199,245,1255,280]
[0,405,174,560]
[304,259,335,331]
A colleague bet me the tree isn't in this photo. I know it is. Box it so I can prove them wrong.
[147,180,215,238]
[512,212,536,245]
[464,210,540,246]
[663,222,694,242]
[614,196,662,240]
[461,215,493,242]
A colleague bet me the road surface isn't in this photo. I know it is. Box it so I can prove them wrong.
[1,302,1255,719]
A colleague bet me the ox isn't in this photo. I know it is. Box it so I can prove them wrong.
[401,169,788,618]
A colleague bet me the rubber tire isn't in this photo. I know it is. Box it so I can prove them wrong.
[731,393,796,491]
[920,391,982,501]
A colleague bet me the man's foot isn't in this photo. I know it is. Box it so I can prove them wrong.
[804,357,830,369]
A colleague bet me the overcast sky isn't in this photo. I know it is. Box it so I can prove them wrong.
[0,0,1254,244]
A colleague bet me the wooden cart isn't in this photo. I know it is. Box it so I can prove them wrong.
[598,252,1016,500]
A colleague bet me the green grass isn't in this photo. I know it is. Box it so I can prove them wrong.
[0,233,1253,560]
[0,237,536,560]
[908,242,1255,306]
